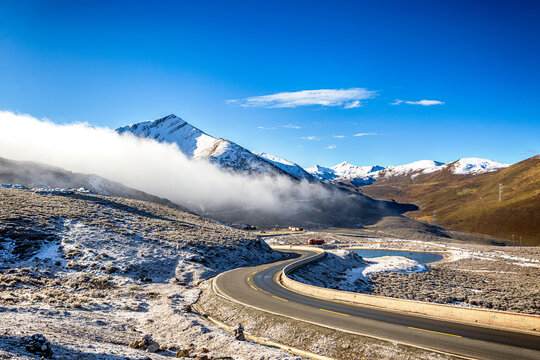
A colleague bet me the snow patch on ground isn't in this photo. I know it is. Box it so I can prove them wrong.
[290,250,429,293]
[360,256,427,277]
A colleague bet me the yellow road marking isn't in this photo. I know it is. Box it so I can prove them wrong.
[272,295,288,302]
[252,271,257,275]
[319,308,350,317]
[247,276,251,282]
[250,284,258,291]
[408,327,462,338]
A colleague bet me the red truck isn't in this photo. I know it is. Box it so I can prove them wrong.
[307,238,324,245]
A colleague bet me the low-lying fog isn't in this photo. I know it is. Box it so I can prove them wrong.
[0,111,406,227]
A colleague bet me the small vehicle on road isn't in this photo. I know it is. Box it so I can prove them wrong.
[307,238,324,245]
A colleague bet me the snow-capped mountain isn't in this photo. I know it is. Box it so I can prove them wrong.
[305,162,384,183]
[306,158,509,187]
[378,160,445,179]
[332,161,385,181]
[304,165,339,182]
[117,114,307,180]
[445,158,509,175]
[258,153,315,181]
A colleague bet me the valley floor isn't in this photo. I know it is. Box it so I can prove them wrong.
[1,188,538,359]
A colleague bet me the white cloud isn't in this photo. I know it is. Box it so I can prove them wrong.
[392,99,444,106]
[283,123,300,129]
[227,88,377,108]
[301,136,317,140]
[257,126,276,130]
[326,145,337,149]
[353,132,377,137]
[333,135,345,138]
[0,110,342,221]
[343,100,362,109]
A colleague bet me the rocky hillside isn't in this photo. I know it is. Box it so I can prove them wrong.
[0,187,292,359]
[117,114,309,180]
[359,155,540,245]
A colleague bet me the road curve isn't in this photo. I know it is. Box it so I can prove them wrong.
[213,249,540,360]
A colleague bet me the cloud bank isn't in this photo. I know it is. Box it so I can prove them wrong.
[228,88,377,108]
[393,99,444,106]
[1,111,385,226]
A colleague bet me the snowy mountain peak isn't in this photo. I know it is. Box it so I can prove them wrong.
[334,161,353,168]
[448,158,509,175]
[117,115,310,180]
[378,160,444,178]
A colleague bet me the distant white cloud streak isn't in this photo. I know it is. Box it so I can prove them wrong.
[283,123,300,129]
[392,99,444,106]
[228,88,377,108]
[326,145,336,149]
[257,126,276,130]
[353,132,377,137]
[333,135,345,138]
[301,136,317,140]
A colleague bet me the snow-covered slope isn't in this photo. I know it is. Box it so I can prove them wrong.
[378,160,444,178]
[331,161,384,185]
[305,165,338,182]
[117,114,305,179]
[445,158,509,175]
[258,153,315,181]
[306,161,383,185]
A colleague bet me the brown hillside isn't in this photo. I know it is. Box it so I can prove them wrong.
[360,155,540,245]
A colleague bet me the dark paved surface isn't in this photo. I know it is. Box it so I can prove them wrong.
[214,249,540,360]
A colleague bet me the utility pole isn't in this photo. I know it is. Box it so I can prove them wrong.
[499,183,503,202]
[433,210,437,226]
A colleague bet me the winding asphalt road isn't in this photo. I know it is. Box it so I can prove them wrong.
[214,249,540,360]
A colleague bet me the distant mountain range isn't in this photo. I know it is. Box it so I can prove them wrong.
[306,158,509,187]
[117,114,509,188]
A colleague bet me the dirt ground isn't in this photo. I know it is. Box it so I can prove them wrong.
[0,188,298,360]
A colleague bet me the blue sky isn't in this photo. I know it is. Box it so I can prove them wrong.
[1,0,539,168]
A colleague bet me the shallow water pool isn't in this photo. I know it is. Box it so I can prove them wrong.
[352,249,443,264]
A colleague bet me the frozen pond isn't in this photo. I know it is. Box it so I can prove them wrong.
[352,249,443,264]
